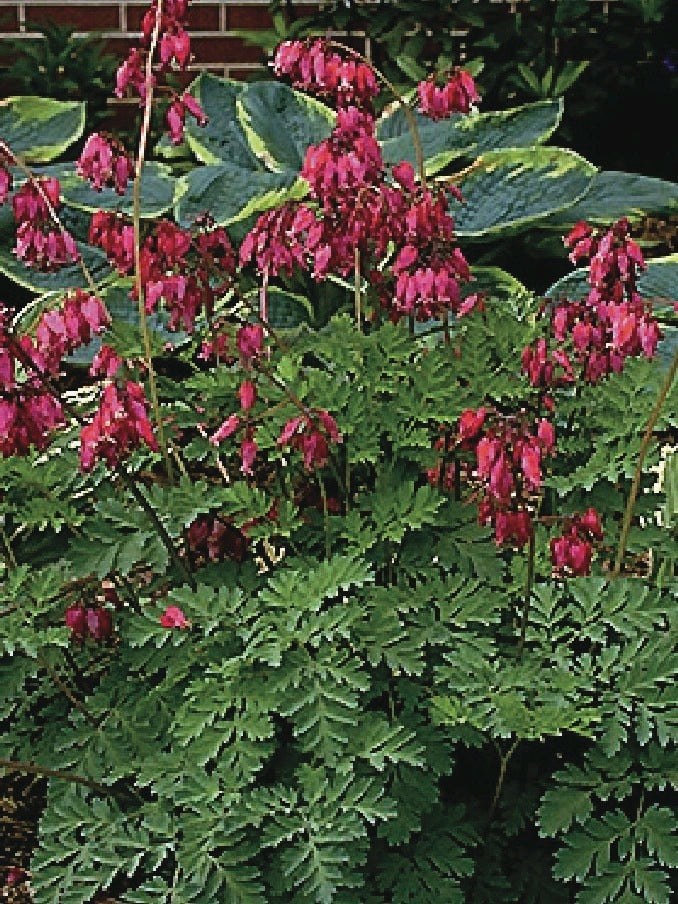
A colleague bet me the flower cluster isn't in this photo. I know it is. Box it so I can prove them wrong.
[0,384,64,458]
[77,133,135,194]
[432,408,556,547]
[241,101,396,282]
[302,106,384,207]
[89,210,136,272]
[115,0,206,143]
[197,321,265,368]
[209,412,258,476]
[273,39,379,110]
[198,329,233,364]
[80,379,158,471]
[550,508,603,577]
[89,215,236,332]
[240,203,317,278]
[2,290,108,460]
[381,164,476,321]
[523,219,661,389]
[417,69,479,120]
[11,176,79,271]
[65,604,113,642]
[1,305,65,457]
[25,290,109,376]
[278,409,342,471]
[244,43,476,324]
[188,515,249,563]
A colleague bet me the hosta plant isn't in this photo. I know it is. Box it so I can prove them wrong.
[1,3,677,903]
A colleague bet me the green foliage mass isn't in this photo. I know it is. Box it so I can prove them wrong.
[1,43,677,904]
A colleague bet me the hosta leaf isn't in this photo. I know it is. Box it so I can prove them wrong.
[453,147,596,239]
[544,171,678,229]
[237,80,335,173]
[266,286,314,329]
[0,241,112,293]
[184,72,260,168]
[464,265,531,314]
[56,161,175,219]
[174,163,304,227]
[378,98,563,176]
[0,96,85,162]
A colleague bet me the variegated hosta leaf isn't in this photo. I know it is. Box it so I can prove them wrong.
[0,95,85,162]
[378,98,563,176]
[452,147,596,239]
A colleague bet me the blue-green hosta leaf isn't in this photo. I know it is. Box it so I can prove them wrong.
[266,286,313,329]
[543,171,678,229]
[0,96,85,162]
[378,98,563,176]
[237,80,335,173]
[0,241,112,294]
[55,161,175,219]
[183,72,260,168]
[546,254,678,304]
[174,162,305,227]
[452,147,596,240]
[464,265,532,314]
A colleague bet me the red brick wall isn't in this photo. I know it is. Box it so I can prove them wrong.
[0,1,618,82]
[0,1,324,80]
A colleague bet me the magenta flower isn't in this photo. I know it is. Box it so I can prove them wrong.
[417,69,479,120]
[278,409,342,471]
[0,163,11,205]
[77,133,134,194]
[240,431,258,475]
[210,414,240,446]
[273,39,379,110]
[160,605,190,629]
[239,380,257,411]
[236,324,265,363]
[80,381,158,471]
[550,509,603,577]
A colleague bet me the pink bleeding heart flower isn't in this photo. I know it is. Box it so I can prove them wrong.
[160,605,190,629]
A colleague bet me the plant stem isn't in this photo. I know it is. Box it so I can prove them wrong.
[345,440,351,514]
[133,0,174,485]
[354,248,362,330]
[318,472,331,560]
[37,655,101,727]
[443,313,450,344]
[328,40,427,187]
[0,758,110,796]
[487,738,519,823]
[516,531,535,659]
[120,472,196,590]
[0,521,16,569]
[260,266,269,324]
[613,346,678,577]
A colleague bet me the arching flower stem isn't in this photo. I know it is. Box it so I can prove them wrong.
[133,0,174,485]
